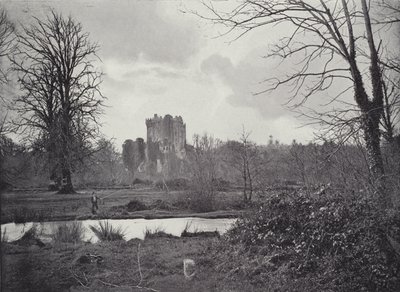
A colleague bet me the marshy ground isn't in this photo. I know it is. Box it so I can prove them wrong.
[2,188,398,291]
[0,187,251,291]
[1,235,256,292]
[1,187,243,224]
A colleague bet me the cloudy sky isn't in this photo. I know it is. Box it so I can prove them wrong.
[2,0,348,148]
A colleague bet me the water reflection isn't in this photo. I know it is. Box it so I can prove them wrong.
[1,217,236,243]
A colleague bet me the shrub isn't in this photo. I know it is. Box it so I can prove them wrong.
[170,193,191,210]
[20,225,39,241]
[180,221,219,238]
[126,199,148,212]
[143,226,176,239]
[52,221,85,244]
[188,190,215,212]
[180,221,195,237]
[154,178,190,190]
[221,192,400,291]
[132,178,152,185]
[89,221,125,241]
[11,207,52,223]
[213,178,231,191]
[14,225,45,247]
[150,199,174,211]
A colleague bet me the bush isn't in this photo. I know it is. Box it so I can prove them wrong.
[89,221,125,241]
[14,225,45,247]
[52,221,85,243]
[143,226,176,239]
[220,192,400,291]
[154,178,190,190]
[150,199,174,211]
[213,177,231,191]
[132,178,152,185]
[10,207,52,223]
[187,189,215,212]
[126,199,148,212]
[181,222,219,238]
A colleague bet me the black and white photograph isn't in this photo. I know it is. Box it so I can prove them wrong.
[0,0,399,291]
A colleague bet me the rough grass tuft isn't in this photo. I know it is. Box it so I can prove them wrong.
[126,199,148,212]
[1,227,8,243]
[89,221,125,241]
[143,226,176,239]
[181,221,219,237]
[10,207,52,224]
[52,221,85,243]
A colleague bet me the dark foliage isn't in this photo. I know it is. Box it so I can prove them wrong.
[89,221,125,241]
[132,178,152,185]
[14,225,45,247]
[181,230,219,238]
[126,199,148,212]
[154,178,191,190]
[221,192,400,291]
[6,207,52,223]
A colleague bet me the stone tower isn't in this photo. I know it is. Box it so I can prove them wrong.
[145,114,186,177]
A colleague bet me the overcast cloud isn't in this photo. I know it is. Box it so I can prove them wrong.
[2,0,319,148]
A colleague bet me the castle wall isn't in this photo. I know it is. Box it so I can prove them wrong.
[146,114,186,155]
[145,114,186,177]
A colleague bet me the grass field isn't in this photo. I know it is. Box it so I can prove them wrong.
[1,234,260,292]
[1,187,243,224]
[0,187,255,291]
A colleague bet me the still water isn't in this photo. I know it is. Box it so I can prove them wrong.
[1,217,236,243]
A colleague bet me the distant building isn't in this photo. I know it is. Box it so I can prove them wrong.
[127,114,187,179]
[146,114,186,159]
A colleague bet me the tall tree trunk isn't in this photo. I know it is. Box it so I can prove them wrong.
[47,125,60,190]
[362,110,386,202]
[342,0,388,207]
[48,143,60,190]
[360,0,389,208]
[59,164,74,194]
[351,68,388,207]
[58,111,75,194]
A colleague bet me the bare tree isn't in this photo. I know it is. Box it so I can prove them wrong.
[0,6,15,135]
[0,6,14,88]
[12,11,104,193]
[189,134,221,211]
[198,0,400,207]
[381,73,400,144]
[226,128,259,202]
[122,139,136,184]
[0,7,16,193]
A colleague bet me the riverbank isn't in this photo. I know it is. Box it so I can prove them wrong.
[1,234,259,291]
[1,188,245,224]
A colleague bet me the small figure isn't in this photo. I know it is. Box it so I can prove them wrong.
[91,192,99,214]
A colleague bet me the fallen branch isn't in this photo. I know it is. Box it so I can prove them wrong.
[69,268,89,289]
[132,242,159,292]
[98,279,120,288]
[98,243,159,292]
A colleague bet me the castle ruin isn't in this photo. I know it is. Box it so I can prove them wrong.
[130,114,187,179]
[146,114,186,159]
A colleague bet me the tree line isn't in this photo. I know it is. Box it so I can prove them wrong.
[195,0,400,208]
[0,2,399,211]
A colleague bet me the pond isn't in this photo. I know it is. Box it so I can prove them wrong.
[1,217,237,243]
